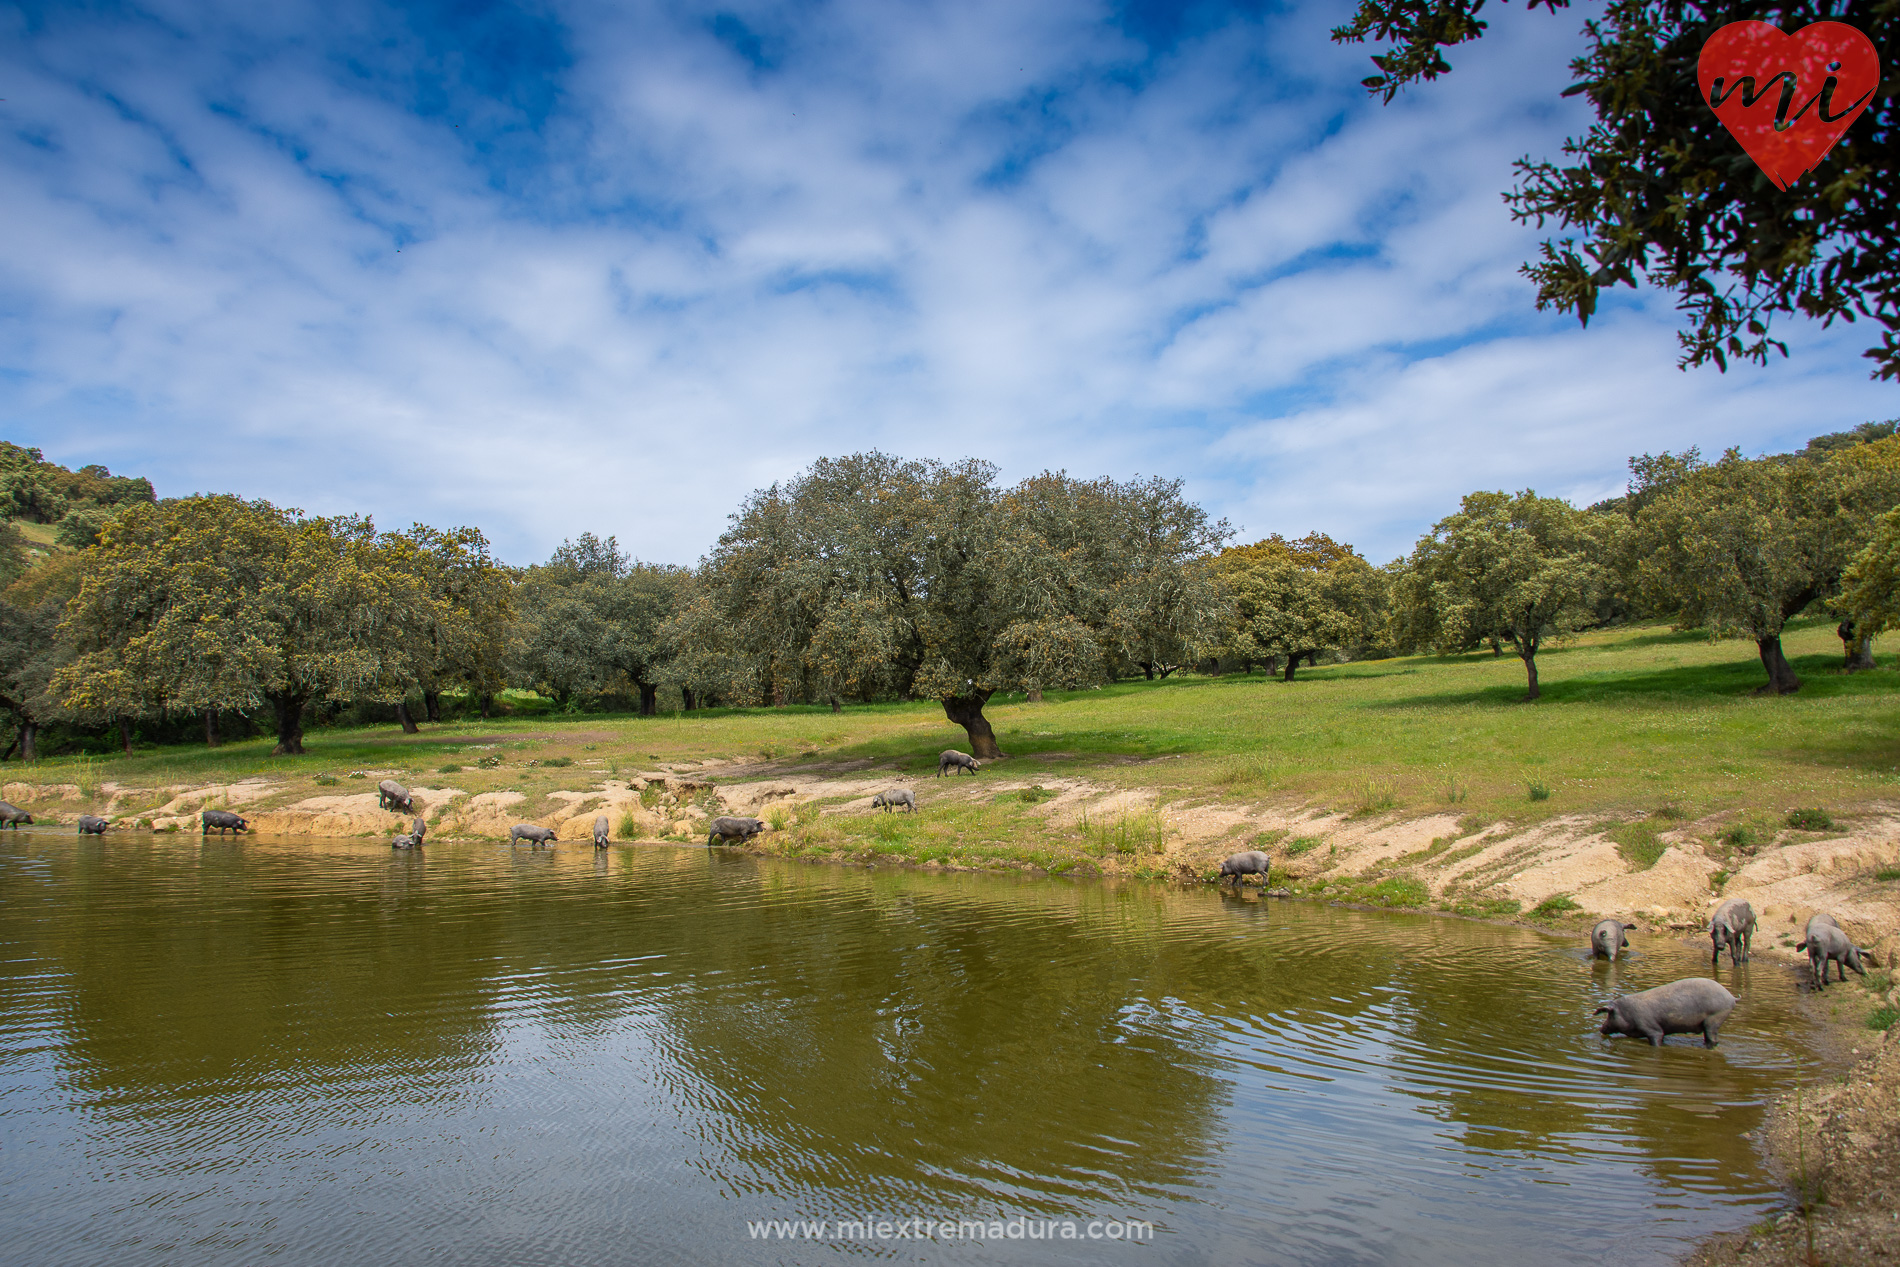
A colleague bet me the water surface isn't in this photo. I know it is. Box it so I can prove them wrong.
[0,833,1815,1264]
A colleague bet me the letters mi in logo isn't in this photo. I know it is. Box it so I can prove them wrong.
[1698,21,1880,190]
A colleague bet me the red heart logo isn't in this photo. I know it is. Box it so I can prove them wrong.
[1698,21,1880,190]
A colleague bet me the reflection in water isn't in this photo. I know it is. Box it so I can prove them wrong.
[0,832,1814,1265]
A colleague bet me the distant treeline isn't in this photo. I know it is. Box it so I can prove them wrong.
[7,425,1900,761]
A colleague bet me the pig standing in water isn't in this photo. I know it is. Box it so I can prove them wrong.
[1218,851,1271,885]
[1590,919,1632,961]
[593,815,610,848]
[1709,898,1755,965]
[1795,914,1869,990]
[0,801,32,828]
[1595,978,1737,1047]
[706,816,766,847]
[77,815,110,835]
[510,824,557,848]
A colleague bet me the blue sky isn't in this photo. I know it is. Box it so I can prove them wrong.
[2,0,1893,567]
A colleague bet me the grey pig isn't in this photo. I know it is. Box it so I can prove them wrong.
[510,824,557,848]
[202,809,249,836]
[1595,977,1737,1047]
[1590,919,1632,961]
[391,833,419,849]
[410,815,427,844]
[937,750,981,777]
[707,815,766,847]
[1588,980,1740,1048]
[378,780,416,813]
[1795,918,1869,990]
[0,800,31,828]
[871,789,916,813]
[77,814,110,835]
[594,815,610,848]
[1709,898,1755,965]
[1219,850,1271,885]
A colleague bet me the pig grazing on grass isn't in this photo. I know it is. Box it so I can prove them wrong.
[871,789,916,813]
[1595,977,1737,1047]
[707,816,766,847]
[510,824,557,848]
[0,801,31,829]
[202,809,249,836]
[77,815,110,836]
[1709,898,1755,966]
[937,750,980,777]
[1219,851,1271,885]
[1795,915,1869,990]
[1591,919,1632,961]
[593,815,610,848]
[378,780,416,813]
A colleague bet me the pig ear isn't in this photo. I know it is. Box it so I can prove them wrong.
[1592,1005,1612,1015]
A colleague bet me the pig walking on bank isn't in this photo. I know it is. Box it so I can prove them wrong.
[871,789,916,813]
[77,815,110,836]
[937,751,981,777]
[202,809,248,836]
[707,816,766,847]
[1595,978,1737,1047]
[378,780,416,814]
[1795,914,1869,990]
[1590,919,1632,961]
[593,815,610,848]
[1218,851,1271,885]
[1709,898,1755,966]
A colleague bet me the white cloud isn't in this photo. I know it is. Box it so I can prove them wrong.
[0,0,1891,570]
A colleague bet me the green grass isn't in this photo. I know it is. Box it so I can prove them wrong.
[1785,807,1837,831]
[1444,897,1523,918]
[1283,835,1324,857]
[1531,894,1582,919]
[1314,874,1430,908]
[1609,820,1668,870]
[1877,868,1900,882]
[13,616,1900,872]
[1526,781,1551,802]
[1869,1005,1897,1032]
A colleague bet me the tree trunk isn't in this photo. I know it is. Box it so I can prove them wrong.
[1141,662,1155,680]
[19,722,37,762]
[681,687,697,711]
[1520,647,1541,701]
[269,692,309,755]
[827,694,841,713]
[396,700,420,734]
[941,691,1001,759]
[1027,687,1043,703]
[479,692,492,719]
[1283,654,1300,682]
[1755,635,1803,695]
[1263,655,1278,676]
[638,682,659,717]
[1158,666,1176,679]
[0,730,15,762]
[204,709,221,747]
[1490,638,1502,657]
[1838,621,1878,671]
[424,690,442,722]
[1306,650,1320,667]
[119,718,134,754]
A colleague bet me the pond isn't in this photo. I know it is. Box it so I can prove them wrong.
[0,833,1817,1265]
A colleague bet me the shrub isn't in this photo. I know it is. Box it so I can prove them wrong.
[438,763,462,774]
[1016,785,1056,804]
[618,810,639,838]
[1443,777,1467,804]
[1531,894,1582,919]
[542,756,572,768]
[313,775,338,787]
[1723,823,1760,848]
[477,754,502,768]
[1652,803,1687,820]
[1786,807,1836,831]
[1526,782,1551,802]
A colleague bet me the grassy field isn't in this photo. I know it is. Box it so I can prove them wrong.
[15,615,1900,840]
